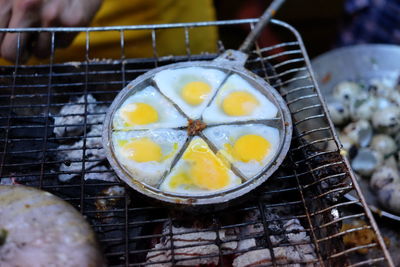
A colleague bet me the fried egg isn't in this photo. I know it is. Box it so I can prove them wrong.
[202,74,278,124]
[203,124,280,179]
[160,137,241,194]
[112,129,188,186]
[153,67,227,119]
[113,86,187,130]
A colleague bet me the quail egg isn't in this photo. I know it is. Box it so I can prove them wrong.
[332,81,364,105]
[377,183,400,214]
[372,106,400,135]
[370,157,400,191]
[113,86,187,130]
[160,137,241,195]
[153,67,226,119]
[349,96,377,121]
[338,132,355,152]
[326,98,350,125]
[368,78,396,98]
[203,124,280,179]
[325,77,400,216]
[370,134,397,157]
[343,120,373,147]
[351,147,382,177]
[202,74,278,124]
[375,96,394,110]
[112,129,188,186]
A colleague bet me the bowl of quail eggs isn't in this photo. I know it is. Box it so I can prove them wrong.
[312,44,400,220]
[103,60,292,207]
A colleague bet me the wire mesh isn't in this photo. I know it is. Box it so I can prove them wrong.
[0,19,394,266]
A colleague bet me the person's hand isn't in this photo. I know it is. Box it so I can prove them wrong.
[0,0,103,62]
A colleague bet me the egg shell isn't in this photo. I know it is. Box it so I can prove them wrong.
[112,129,188,186]
[332,81,362,105]
[202,74,278,124]
[153,67,227,119]
[160,137,241,195]
[326,98,350,125]
[113,86,187,130]
[203,124,280,179]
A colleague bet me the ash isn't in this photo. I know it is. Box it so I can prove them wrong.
[146,207,318,267]
[53,94,97,137]
[146,223,239,267]
[53,94,116,183]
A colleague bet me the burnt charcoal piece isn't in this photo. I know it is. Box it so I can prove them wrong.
[298,144,349,193]
[0,113,57,171]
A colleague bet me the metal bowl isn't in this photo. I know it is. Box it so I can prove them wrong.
[103,51,292,206]
[311,44,400,221]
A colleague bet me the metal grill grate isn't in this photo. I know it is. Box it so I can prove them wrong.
[0,19,394,266]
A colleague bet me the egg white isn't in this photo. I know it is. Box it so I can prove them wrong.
[153,67,227,119]
[160,137,241,195]
[113,86,187,130]
[202,74,278,124]
[203,124,280,179]
[112,129,188,187]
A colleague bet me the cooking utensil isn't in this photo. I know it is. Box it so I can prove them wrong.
[311,44,400,221]
[102,0,292,206]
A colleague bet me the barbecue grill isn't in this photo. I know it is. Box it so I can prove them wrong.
[0,19,395,266]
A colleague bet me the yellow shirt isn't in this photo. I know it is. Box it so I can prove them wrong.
[1,0,217,64]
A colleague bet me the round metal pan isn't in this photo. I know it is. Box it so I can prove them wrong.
[102,0,292,206]
[103,52,292,206]
[311,44,400,221]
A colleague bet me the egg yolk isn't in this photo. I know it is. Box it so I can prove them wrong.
[225,134,271,162]
[181,81,212,106]
[121,103,158,125]
[122,138,162,162]
[169,139,230,190]
[222,91,259,116]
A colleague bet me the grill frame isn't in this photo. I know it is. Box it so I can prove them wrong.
[0,19,394,266]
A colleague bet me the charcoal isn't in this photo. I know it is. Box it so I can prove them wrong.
[53,94,97,138]
[0,113,57,169]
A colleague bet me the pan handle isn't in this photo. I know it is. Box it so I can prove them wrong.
[238,0,285,54]
[213,49,249,66]
[214,0,285,66]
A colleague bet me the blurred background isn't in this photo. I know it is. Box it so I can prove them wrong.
[216,0,400,59]
[218,0,400,58]
[216,0,346,57]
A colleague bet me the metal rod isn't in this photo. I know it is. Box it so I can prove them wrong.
[239,0,286,53]
[0,19,267,33]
